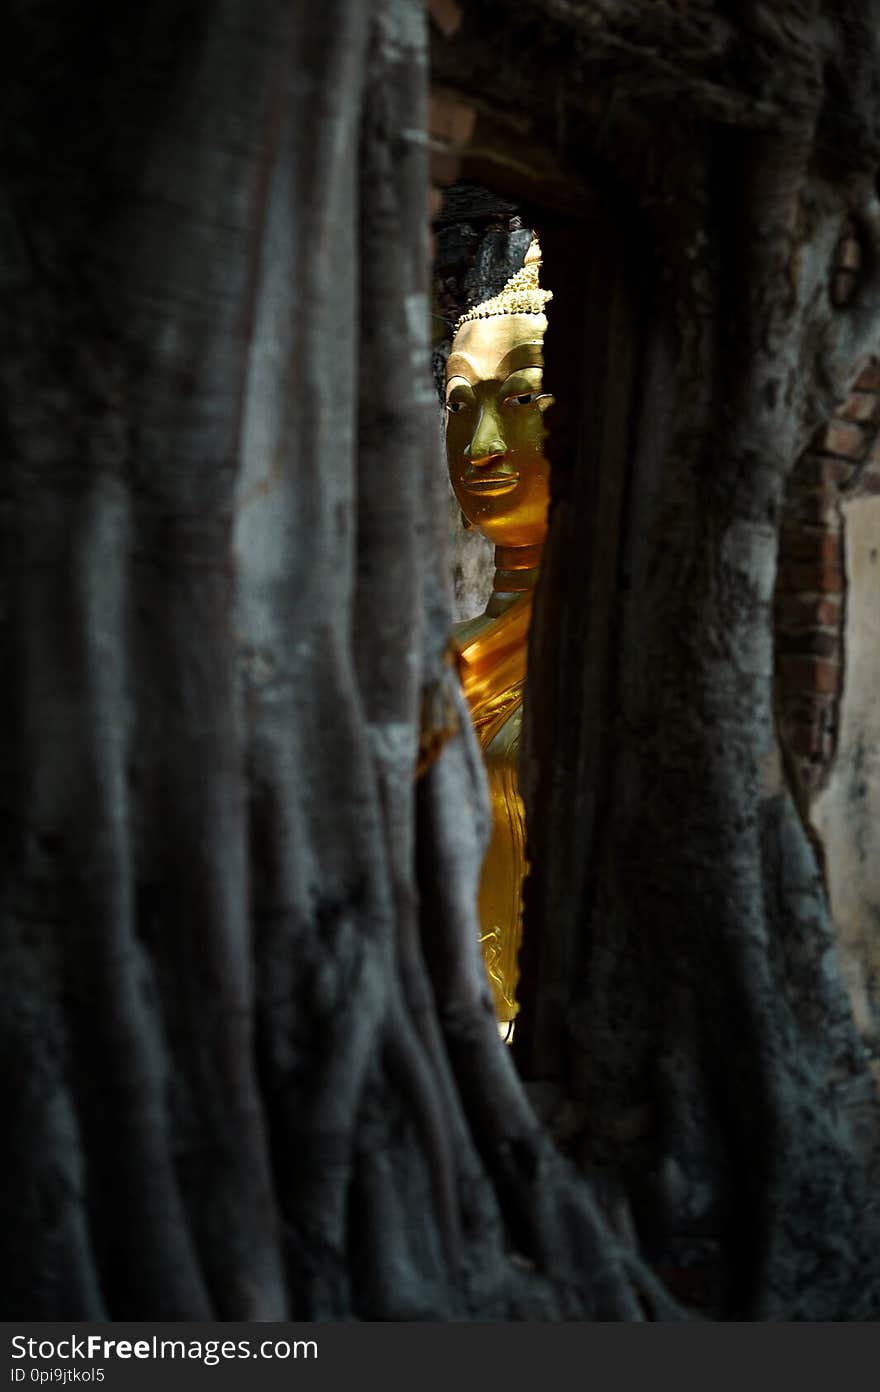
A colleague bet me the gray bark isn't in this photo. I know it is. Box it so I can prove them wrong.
[0,0,651,1320]
[508,2,880,1320]
[3,0,880,1323]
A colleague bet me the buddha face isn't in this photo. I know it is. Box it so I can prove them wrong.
[445,312,552,548]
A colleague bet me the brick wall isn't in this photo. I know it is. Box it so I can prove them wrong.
[775,363,880,795]
[427,80,473,231]
[426,37,880,807]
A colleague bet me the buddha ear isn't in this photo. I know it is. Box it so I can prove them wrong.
[460,509,473,531]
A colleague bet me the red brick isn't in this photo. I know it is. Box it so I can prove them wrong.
[787,723,823,757]
[429,149,462,187]
[820,457,857,485]
[815,597,843,627]
[821,418,867,459]
[428,0,463,38]
[775,594,842,630]
[860,468,880,495]
[777,656,841,694]
[838,390,879,423]
[429,90,475,146]
[855,362,880,391]
[786,499,835,529]
[790,454,828,486]
[776,631,841,660]
[776,561,845,594]
[785,691,837,725]
[793,452,853,488]
[787,479,830,504]
[778,525,841,565]
[785,481,841,523]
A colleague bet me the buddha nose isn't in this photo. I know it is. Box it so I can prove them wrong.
[466,405,506,466]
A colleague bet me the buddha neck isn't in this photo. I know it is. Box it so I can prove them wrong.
[485,543,542,618]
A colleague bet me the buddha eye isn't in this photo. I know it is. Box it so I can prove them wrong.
[446,399,468,414]
[505,391,544,407]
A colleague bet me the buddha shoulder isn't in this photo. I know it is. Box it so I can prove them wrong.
[452,612,497,649]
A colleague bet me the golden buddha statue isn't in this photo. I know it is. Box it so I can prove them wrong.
[445,239,553,1034]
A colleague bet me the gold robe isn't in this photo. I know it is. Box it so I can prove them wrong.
[455,593,531,1025]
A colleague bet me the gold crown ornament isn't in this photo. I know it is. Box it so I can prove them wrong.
[454,237,553,331]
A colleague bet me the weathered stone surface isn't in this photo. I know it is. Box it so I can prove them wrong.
[813,495,880,1080]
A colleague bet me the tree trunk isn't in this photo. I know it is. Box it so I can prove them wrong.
[3,0,880,1322]
[0,0,654,1320]
[513,4,880,1319]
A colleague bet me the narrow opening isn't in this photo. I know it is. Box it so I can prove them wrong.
[432,163,638,1072]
